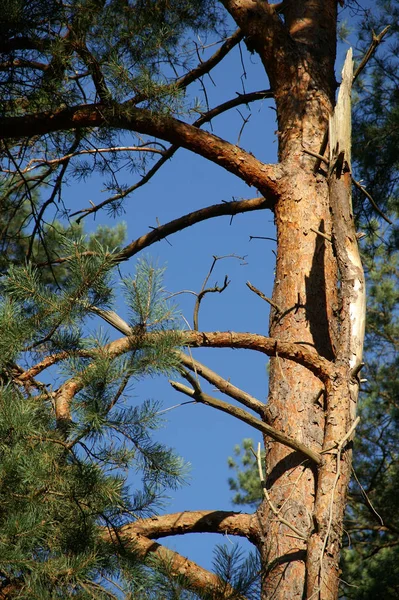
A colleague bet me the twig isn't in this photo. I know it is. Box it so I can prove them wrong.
[246,281,282,314]
[253,443,307,540]
[302,147,329,165]
[317,417,361,595]
[351,467,384,526]
[352,177,392,224]
[193,255,245,330]
[22,145,165,173]
[248,235,276,242]
[353,26,391,83]
[313,127,329,174]
[309,228,332,243]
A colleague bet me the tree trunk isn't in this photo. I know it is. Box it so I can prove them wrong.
[255,38,364,599]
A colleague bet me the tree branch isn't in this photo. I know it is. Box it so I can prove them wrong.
[0,103,281,198]
[177,351,265,415]
[353,25,391,83]
[175,29,244,90]
[90,328,333,382]
[106,530,248,600]
[37,197,275,266]
[118,510,260,545]
[35,317,334,428]
[170,378,322,465]
[19,145,165,174]
[70,89,273,221]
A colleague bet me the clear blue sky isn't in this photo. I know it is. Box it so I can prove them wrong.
[60,2,369,574]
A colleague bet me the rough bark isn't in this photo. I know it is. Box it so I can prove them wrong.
[213,3,364,600]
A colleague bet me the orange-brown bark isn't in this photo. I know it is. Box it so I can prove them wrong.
[108,531,243,599]
[119,510,260,543]
[104,512,260,599]
[0,104,281,200]
[217,3,362,600]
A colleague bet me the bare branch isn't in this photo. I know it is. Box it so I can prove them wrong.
[36,197,273,268]
[352,177,393,225]
[175,29,244,90]
[193,255,245,330]
[19,145,165,174]
[177,351,265,414]
[119,510,260,544]
[169,378,322,465]
[246,280,282,314]
[114,197,274,262]
[353,26,391,83]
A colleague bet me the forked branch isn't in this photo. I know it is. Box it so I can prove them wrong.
[169,377,322,465]
[177,351,265,414]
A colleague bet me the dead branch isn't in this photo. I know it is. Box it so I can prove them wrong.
[169,378,322,465]
[111,197,273,262]
[175,29,244,90]
[17,145,165,174]
[177,351,265,414]
[193,254,245,330]
[246,280,282,314]
[37,196,273,268]
[353,26,391,83]
[352,177,393,224]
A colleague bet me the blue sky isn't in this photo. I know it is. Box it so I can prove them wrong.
[59,2,371,575]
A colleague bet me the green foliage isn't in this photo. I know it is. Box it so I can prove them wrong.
[211,544,260,600]
[0,0,219,111]
[0,244,187,597]
[0,0,223,255]
[227,439,262,509]
[353,0,399,244]
[0,174,127,285]
[125,544,260,600]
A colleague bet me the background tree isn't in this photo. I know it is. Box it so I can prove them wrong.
[0,1,387,598]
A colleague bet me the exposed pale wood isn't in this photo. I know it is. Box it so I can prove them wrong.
[329,48,353,172]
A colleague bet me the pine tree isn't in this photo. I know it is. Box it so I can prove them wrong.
[1,1,393,598]
[0,248,186,598]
